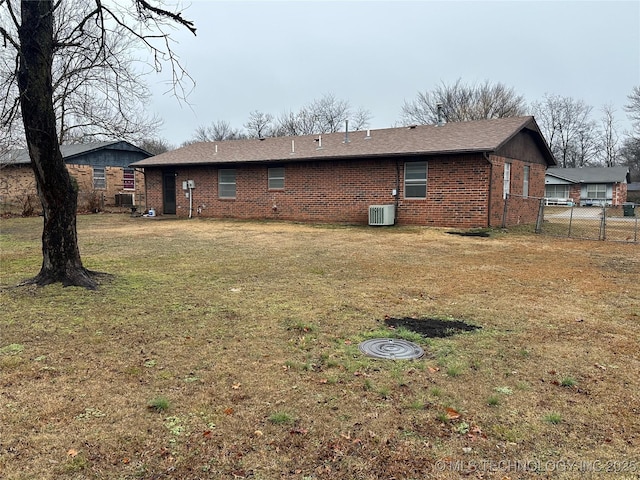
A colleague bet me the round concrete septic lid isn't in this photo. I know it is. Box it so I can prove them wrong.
[358,338,424,360]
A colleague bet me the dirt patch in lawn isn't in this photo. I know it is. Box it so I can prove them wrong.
[384,316,482,338]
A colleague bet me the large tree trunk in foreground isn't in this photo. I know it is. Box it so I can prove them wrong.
[17,0,98,289]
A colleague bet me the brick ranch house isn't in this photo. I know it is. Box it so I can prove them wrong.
[131,116,556,228]
[544,166,630,207]
[0,141,150,212]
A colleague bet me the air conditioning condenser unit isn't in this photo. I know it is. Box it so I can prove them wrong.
[368,205,395,226]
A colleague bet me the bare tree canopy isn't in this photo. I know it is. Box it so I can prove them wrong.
[400,79,527,125]
[625,85,640,135]
[187,94,372,141]
[1,0,192,145]
[244,110,275,139]
[274,93,372,136]
[0,0,195,289]
[189,120,245,143]
[599,104,619,167]
[620,136,640,181]
[139,137,174,155]
[531,93,597,168]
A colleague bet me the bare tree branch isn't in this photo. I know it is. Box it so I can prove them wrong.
[400,79,526,125]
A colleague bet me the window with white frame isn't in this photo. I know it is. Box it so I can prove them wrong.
[93,167,106,189]
[219,169,236,198]
[503,162,511,199]
[545,184,569,199]
[404,161,427,198]
[268,167,285,190]
[123,168,135,190]
[586,184,607,199]
[523,166,530,198]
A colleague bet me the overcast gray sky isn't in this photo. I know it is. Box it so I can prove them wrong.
[149,0,640,146]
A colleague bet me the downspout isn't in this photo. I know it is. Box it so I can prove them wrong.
[395,159,401,225]
[484,152,493,227]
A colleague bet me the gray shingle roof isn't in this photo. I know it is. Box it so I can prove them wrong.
[546,166,630,184]
[1,141,148,165]
[131,116,554,167]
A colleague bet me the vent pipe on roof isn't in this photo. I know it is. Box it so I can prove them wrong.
[215,144,218,154]
[436,103,445,127]
[344,120,350,143]
[365,129,371,139]
[291,140,295,154]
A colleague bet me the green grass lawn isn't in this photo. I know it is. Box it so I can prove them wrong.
[1,214,639,479]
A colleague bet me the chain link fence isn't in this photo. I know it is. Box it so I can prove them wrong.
[537,202,638,243]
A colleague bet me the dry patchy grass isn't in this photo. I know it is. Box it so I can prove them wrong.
[0,215,639,479]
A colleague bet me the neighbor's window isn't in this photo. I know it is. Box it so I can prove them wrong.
[404,161,427,198]
[523,166,530,198]
[268,167,285,190]
[123,168,135,190]
[586,184,607,199]
[545,184,569,199]
[93,167,106,189]
[219,169,236,198]
[503,162,511,199]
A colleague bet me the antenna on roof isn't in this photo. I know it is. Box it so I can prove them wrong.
[436,103,445,127]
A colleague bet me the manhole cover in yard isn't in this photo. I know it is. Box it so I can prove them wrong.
[359,338,424,360]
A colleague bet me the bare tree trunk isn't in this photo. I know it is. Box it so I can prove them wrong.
[17,0,98,289]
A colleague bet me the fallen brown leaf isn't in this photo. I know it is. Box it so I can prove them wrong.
[445,407,461,420]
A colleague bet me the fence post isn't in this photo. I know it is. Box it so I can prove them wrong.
[502,194,509,228]
[535,198,545,234]
[600,204,606,241]
[568,205,574,237]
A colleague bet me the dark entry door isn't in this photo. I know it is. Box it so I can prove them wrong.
[162,171,176,215]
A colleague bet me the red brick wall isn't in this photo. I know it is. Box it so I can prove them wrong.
[612,183,627,206]
[144,154,543,228]
[1,164,145,211]
[0,165,36,197]
[569,184,582,204]
[489,155,547,227]
[0,164,144,205]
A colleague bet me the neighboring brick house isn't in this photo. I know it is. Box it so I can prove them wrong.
[0,141,150,211]
[131,116,555,228]
[544,166,630,206]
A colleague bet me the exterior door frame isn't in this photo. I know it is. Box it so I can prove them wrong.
[162,170,177,215]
